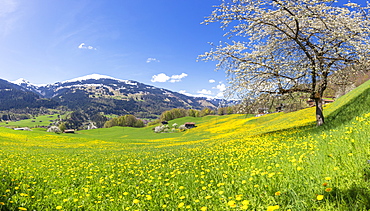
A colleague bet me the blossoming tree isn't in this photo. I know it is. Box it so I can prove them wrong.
[200,0,370,125]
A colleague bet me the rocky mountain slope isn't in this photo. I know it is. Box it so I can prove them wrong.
[5,74,219,117]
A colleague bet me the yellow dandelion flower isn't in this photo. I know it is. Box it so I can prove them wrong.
[18,207,27,211]
[317,195,324,200]
[325,177,331,181]
[227,200,236,207]
[178,202,184,208]
[200,207,207,211]
[242,200,250,205]
[267,205,279,211]
[56,206,62,210]
[275,191,281,196]
[205,195,212,199]
[325,188,332,192]
[133,199,140,204]
[0,202,5,205]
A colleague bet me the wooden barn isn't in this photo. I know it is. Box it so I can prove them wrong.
[184,122,196,129]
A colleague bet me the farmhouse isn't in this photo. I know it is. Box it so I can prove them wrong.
[64,129,75,133]
[184,122,196,129]
[13,127,31,131]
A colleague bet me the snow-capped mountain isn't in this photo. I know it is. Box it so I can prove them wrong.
[9,74,218,116]
[12,78,44,95]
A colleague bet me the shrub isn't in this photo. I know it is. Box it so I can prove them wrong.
[178,125,188,131]
[47,126,62,133]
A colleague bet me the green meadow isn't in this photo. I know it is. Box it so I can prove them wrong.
[1,80,370,211]
[0,114,60,128]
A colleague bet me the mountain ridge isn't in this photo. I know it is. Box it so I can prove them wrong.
[2,74,230,117]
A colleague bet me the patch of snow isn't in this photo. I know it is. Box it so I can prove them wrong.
[61,74,125,83]
[12,78,29,85]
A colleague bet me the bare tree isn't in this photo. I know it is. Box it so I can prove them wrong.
[200,0,370,125]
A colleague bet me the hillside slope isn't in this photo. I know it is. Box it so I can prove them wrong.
[0,77,369,210]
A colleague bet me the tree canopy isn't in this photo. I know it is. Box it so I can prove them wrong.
[200,0,370,125]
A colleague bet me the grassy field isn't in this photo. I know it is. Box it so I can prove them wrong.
[0,114,60,128]
[0,80,370,210]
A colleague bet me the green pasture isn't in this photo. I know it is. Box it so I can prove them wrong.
[0,80,370,210]
[0,114,59,128]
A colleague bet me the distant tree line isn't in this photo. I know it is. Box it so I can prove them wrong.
[104,115,144,128]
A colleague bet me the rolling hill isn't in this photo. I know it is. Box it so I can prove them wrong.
[0,76,369,210]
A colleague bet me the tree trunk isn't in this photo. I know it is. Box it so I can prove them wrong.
[314,98,325,126]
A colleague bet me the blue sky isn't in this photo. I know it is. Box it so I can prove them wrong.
[0,0,367,99]
[0,0,228,98]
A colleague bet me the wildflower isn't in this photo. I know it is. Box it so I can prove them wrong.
[0,202,5,205]
[325,188,332,192]
[18,207,27,211]
[242,200,250,205]
[325,177,331,181]
[178,202,184,208]
[227,200,236,207]
[133,199,140,204]
[267,205,279,211]
[322,182,328,186]
[205,195,212,199]
[275,191,281,196]
[200,207,207,211]
[241,205,249,210]
[317,195,324,200]
[56,206,62,210]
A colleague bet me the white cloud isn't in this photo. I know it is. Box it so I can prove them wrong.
[213,83,226,92]
[151,73,188,83]
[151,73,170,82]
[197,89,212,95]
[169,73,188,83]
[146,58,160,63]
[209,79,216,83]
[78,43,96,50]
